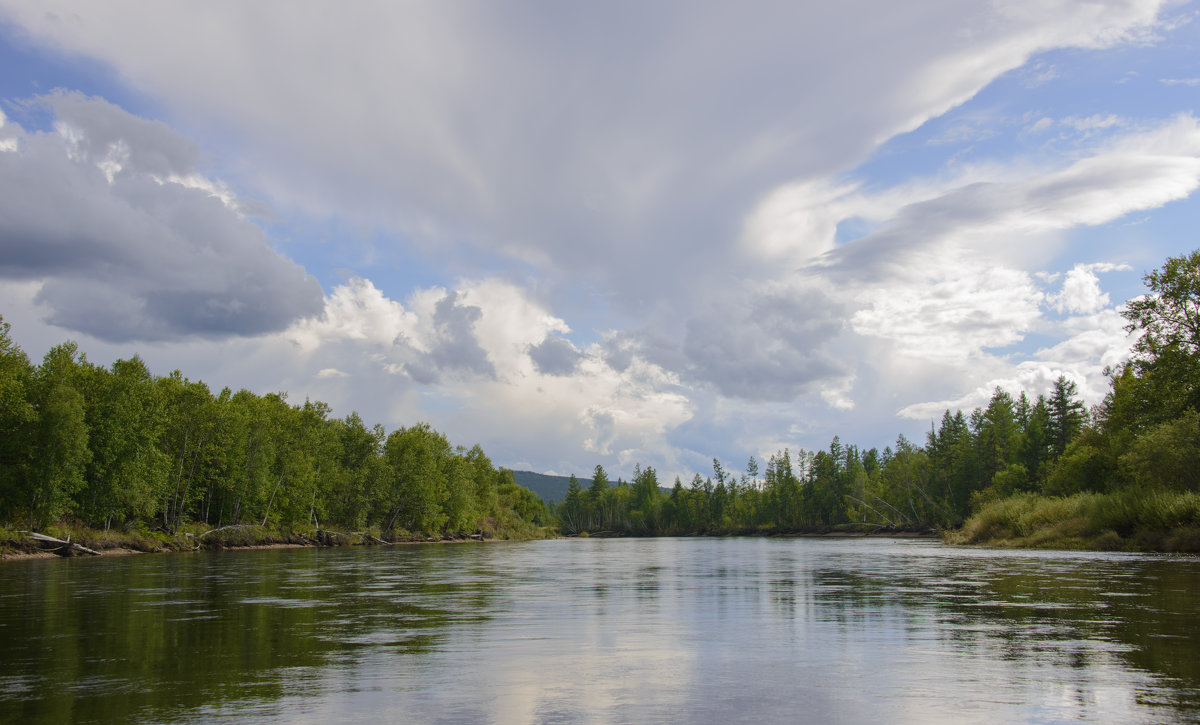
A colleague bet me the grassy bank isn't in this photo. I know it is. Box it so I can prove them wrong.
[0,520,556,560]
[947,490,1200,552]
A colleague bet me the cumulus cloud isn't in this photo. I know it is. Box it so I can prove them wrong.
[277,275,694,472]
[1051,262,1131,314]
[406,292,495,383]
[0,92,323,342]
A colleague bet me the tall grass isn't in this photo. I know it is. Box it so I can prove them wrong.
[950,490,1200,552]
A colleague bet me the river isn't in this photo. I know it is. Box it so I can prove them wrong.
[1,537,1197,724]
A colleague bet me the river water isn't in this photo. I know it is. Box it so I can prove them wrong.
[1,537,1197,724]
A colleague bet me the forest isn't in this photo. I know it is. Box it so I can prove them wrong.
[552,250,1200,551]
[0,324,551,545]
[1,250,1198,552]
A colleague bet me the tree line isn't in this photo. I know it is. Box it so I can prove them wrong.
[0,329,549,537]
[553,250,1200,537]
[2,249,1195,543]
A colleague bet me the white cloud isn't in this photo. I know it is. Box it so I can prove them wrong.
[289,276,414,352]
[1051,262,1132,314]
[851,260,1045,362]
[741,179,859,262]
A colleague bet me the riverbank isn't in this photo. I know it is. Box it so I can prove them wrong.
[945,490,1200,553]
[0,522,552,561]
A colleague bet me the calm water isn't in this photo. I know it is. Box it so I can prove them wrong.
[1,538,1198,724]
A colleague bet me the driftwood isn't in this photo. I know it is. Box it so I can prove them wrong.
[351,532,393,546]
[21,531,101,557]
[196,524,262,539]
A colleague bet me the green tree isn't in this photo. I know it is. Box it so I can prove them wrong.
[326,412,385,530]
[559,474,584,535]
[975,388,1019,488]
[0,316,37,522]
[78,355,169,529]
[443,449,480,533]
[1122,249,1200,418]
[1018,395,1052,485]
[630,464,661,534]
[225,391,283,526]
[464,444,501,523]
[28,383,90,529]
[586,465,610,530]
[156,372,219,533]
[382,423,450,534]
[1047,376,1088,458]
[1118,409,1200,491]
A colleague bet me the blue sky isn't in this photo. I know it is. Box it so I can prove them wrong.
[1,1,1198,482]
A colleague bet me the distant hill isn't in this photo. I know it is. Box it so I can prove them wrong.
[510,470,580,504]
[509,470,673,504]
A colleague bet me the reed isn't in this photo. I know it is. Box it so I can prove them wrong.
[950,490,1200,552]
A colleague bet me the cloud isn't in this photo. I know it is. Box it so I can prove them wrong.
[1061,114,1125,132]
[784,117,1196,424]
[0,1,1188,478]
[276,275,695,472]
[896,305,1133,420]
[852,261,1046,362]
[0,92,323,342]
[407,291,495,383]
[0,1,1170,307]
[680,284,848,401]
[529,336,582,376]
[1051,262,1131,314]
[1024,117,1055,135]
[824,115,1200,280]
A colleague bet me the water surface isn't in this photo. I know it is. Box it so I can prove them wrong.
[1,538,1197,723]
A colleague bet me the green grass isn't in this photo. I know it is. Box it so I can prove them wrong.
[949,490,1200,552]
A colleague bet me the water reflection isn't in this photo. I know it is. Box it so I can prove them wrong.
[0,539,1197,723]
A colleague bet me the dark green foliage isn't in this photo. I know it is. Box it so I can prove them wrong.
[0,321,548,538]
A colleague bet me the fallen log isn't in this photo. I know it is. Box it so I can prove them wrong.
[351,532,393,546]
[196,524,260,539]
[21,531,101,557]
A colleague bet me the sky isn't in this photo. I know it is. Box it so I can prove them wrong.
[1,1,1198,482]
